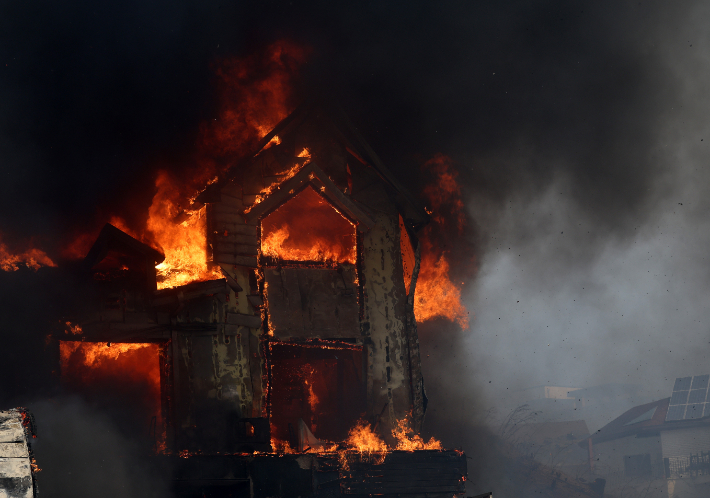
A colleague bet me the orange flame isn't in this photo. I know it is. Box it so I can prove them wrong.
[345,420,388,455]
[392,418,443,451]
[65,321,82,335]
[61,41,307,292]
[415,250,469,329]
[0,239,55,271]
[414,155,471,329]
[147,172,221,289]
[200,41,309,160]
[260,187,356,264]
[59,341,156,369]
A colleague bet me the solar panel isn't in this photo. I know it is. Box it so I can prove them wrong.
[666,404,686,421]
[689,389,708,404]
[674,377,693,391]
[686,404,704,420]
[666,375,710,422]
[670,390,689,405]
[692,374,710,390]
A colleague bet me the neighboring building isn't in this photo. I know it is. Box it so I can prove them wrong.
[518,383,644,431]
[582,375,710,498]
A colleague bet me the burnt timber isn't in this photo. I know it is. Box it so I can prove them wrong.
[59,100,465,497]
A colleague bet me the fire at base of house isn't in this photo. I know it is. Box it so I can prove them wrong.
[51,100,467,497]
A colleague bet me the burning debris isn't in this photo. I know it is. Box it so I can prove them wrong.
[45,99,468,496]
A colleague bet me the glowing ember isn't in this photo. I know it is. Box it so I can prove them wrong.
[0,239,55,271]
[65,321,82,335]
[261,186,356,264]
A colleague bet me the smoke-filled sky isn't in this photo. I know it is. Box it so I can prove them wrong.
[3,0,710,443]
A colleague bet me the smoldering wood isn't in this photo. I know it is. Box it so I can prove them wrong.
[213,242,259,256]
[405,236,425,432]
[211,223,256,236]
[153,279,230,307]
[338,450,467,497]
[264,266,359,339]
[213,210,247,226]
[219,265,243,292]
[247,295,263,308]
[212,253,258,268]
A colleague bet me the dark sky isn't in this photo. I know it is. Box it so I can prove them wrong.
[2,0,710,438]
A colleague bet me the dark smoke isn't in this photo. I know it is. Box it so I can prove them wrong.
[2,0,710,496]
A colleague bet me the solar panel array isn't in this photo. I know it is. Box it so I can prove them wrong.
[666,374,710,421]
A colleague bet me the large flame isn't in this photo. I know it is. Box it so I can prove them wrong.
[0,237,55,271]
[345,420,388,455]
[59,341,158,372]
[414,155,471,329]
[62,41,308,291]
[147,172,221,289]
[261,186,357,264]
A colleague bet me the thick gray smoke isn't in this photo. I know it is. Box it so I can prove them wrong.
[30,397,171,498]
[3,0,710,496]
[409,0,710,446]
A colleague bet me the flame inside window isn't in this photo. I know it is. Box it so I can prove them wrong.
[59,341,165,450]
[269,343,365,443]
[261,186,356,264]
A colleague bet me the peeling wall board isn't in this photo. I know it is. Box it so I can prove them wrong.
[248,332,263,417]
[0,410,35,498]
[0,416,23,444]
[213,224,257,236]
[0,458,31,479]
[359,211,411,429]
[214,233,259,246]
[264,267,359,339]
[213,211,247,226]
[0,443,27,459]
[214,242,259,256]
[213,254,258,268]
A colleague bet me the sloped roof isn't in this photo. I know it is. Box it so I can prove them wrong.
[580,396,710,446]
[83,223,165,269]
[584,398,669,446]
[196,97,429,227]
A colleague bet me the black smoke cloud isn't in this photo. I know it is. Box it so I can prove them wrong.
[1,0,709,495]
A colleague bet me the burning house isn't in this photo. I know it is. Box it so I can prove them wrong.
[56,101,467,497]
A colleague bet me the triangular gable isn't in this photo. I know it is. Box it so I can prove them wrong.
[245,162,375,231]
[83,223,164,269]
[195,98,428,227]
